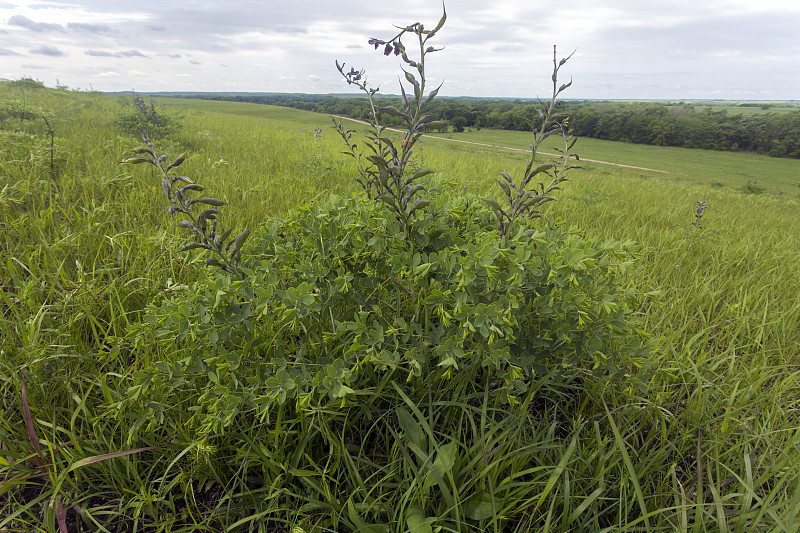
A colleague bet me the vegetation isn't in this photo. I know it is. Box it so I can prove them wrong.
[163,92,800,158]
[1,11,799,533]
[114,92,180,140]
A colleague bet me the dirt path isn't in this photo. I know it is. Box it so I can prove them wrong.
[331,115,671,174]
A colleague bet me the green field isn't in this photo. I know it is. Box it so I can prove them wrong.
[2,86,799,531]
[418,127,800,193]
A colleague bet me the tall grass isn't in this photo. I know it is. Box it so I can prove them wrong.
[1,84,798,531]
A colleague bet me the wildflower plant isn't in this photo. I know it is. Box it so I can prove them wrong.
[123,132,250,278]
[692,199,708,229]
[484,47,580,236]
[116,11,657,530]
[335,7,447,241]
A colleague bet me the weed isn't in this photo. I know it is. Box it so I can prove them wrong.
[742,180,765,194]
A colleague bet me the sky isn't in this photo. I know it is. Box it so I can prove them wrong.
[2,0,799,100]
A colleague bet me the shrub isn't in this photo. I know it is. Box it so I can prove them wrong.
[114,92,178,139]
[118,10,655,529]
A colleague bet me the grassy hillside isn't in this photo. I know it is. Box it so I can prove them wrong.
[2,85,799,531]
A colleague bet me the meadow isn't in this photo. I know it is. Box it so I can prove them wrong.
[1,81,799,532]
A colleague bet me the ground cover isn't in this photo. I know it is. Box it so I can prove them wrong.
[1,81,799,532]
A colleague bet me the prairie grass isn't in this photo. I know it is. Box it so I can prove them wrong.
[1,85,798,531]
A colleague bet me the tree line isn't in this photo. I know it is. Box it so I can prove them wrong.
[170,93,800,158]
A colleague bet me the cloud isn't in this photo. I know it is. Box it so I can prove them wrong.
[86,50,116,57]
[0,47,20,55]
[31,45,65,56]
[9,15,64,32]
[67,22,112,33]
[85,49,147,58]
[190,60,201,65]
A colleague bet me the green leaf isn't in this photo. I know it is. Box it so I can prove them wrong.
[529,163,554,177]
[179,184,204,194]
[68,447,159,473]
[423,440,458,491]
[167,152,186,170]
[180,242,207,252]
[423,83,443,106]
[187,197,226,207]
[230,227,251,257]
[396,407,426,450]
[377,194,395,207]
[405,184,425,199]
[200,208,221,219]
[495,178,512,200]
[216,228,233,247]
[409,198,431,216]
[378,164,390,188]
[405,505,432,533]
[465,490,498,521]
[413,262,432,277]
[426,5,447,38]
[122,157,149,165]
[177,220,198,232]
[347,499,389,533]
[378,106,404,118]
[403,70,419,89]
[482,198,504,214]
[407,169,433,183]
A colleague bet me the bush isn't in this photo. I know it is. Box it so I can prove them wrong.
[114,92,178,139]
[111,191,653,527]
[116,10,655,529]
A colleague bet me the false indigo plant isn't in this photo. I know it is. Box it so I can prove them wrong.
[484,47,580,236]
[335,7,447,242]
[110,12,658,529]
[692,200,708,229]
[123,133,250,278]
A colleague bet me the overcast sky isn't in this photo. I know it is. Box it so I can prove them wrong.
[2,0,799,100]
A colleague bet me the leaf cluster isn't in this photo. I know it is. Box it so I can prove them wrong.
[113,193,654,527]
[119,194,653,434]
[123,133,250,277]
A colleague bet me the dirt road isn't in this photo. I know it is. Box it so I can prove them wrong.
[331,115,670,174]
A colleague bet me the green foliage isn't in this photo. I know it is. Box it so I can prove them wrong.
[114,92,179,139]
[123,133,251,277]
[2,12,799,533]
[8,77,46,90]
[484,47,579,235]
[741,180,766,194]
[120,192,652,432]
[334,9,447,241]
[114,191,653,529]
